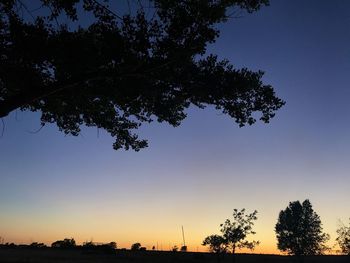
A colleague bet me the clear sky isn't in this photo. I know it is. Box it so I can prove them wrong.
[0,0,349,254]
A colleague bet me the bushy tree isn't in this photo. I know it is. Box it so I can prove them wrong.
[336,219,350,255]
[107,241,117,249]
[275,199,329,256]
[203,209,259,255]
[51,238,76,248]
[29,242,46,248]
[202,234,227,254]
[131,242,141,251]
[0,0,284,151]
[220,209,259,254]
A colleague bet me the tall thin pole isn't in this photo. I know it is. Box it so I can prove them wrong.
[181,225,186,246]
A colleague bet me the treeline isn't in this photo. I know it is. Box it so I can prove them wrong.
[0,239,117,254]
[0,240,161,253]
[202,199,350,258]
[0,199,349,258]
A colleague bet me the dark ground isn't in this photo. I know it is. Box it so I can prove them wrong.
[0,248,348,263]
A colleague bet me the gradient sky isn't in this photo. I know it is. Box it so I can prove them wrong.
[0,0,350,254]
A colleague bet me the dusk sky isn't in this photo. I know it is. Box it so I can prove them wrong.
[1,0,350,254]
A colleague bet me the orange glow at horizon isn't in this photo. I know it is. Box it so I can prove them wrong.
[0,214,338,255]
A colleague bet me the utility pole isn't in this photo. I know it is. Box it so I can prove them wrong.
[181,225,186,247]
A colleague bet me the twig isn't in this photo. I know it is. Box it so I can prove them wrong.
[92,0,123,20]
[27,123,45,134]
[17,0,36,21]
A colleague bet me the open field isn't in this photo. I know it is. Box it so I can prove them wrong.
[0,248,348,263]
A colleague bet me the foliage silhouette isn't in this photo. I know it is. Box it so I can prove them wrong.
[221,209,259,254]
[172,245,178,252]
[336,218,350,255]
[275,199,329,256]
[203,208,259,263]
[0,0,284,150]
[82,241,95,248]
[131,242,142,251]
[51,238,76,248]
[108,242,117,249]
[202,234,227,254]
[29,242,46,248]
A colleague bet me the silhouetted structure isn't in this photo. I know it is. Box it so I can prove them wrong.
[181,225,187,252]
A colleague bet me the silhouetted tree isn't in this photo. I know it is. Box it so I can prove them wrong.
[0,0,284,151]
[180,245,187,252]
[29,242,46,248]
[336,219,350,255]
[51,238,76,248]
[202,234,227,263]
[82,241,116,254]
[202,234,227,254]
[220,209,259,254]
[203,209,259,263]
[108,241,117,249]
[275,199,329,257]
[131,242,141,251]
[82,241,95,248]
[172,245,178,252]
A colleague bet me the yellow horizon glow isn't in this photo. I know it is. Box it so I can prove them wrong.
[0,216,340,255]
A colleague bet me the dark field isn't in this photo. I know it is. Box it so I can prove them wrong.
[0,248,348,263]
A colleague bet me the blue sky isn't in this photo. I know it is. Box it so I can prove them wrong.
[0,0,349,253]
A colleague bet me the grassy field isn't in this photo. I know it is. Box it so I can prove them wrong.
[0,248,348,263]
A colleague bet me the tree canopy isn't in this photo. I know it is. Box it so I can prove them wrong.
[202,209,259,255]
[202,234,227,254]
[220,209,259,254]
[51,238,76,248]
[336,218,350,255]
[130,242,141,251]
[275,199,329,256]
[0,0,284,150]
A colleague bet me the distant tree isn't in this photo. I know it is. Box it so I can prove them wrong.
[172,245,178,252]
[275,199,329,256]
[82,241,95,247]
[220,209,260,254]
[139,246,147,251]
[107,241,117,249]
[29,242,46,248]
[131,242,141,251]
[202,234,227,254]
[152,245,156,250]
[203,209,259,263]
[51,238,76,248]
[0,0,284,151]
[336,219,350,255]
